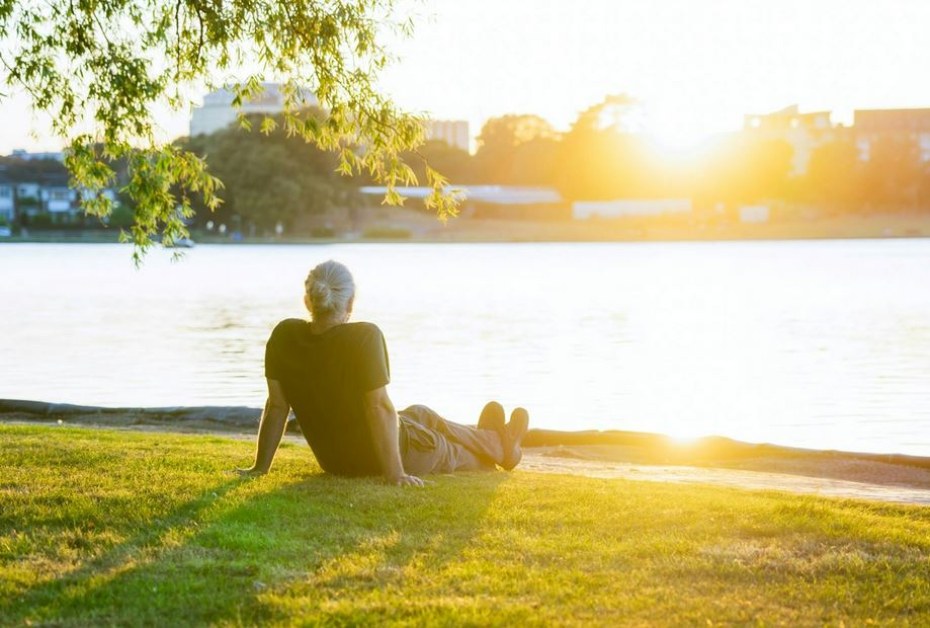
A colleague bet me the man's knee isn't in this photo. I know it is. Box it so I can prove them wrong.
[399,404,442,428]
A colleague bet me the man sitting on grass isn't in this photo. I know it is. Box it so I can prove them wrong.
[240,260,530,486]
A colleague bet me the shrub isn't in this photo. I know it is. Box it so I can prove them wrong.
[310,227,336,238]
[362,227,411,239]
[30,213,53,228]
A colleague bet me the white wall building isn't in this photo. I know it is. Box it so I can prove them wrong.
[43,186,77,213]
[424,119,470,152]
[572,198,692,220]
[191,86,471,152]
[16,182,40,200]
[738,205,770,223]
[189,83,317,137]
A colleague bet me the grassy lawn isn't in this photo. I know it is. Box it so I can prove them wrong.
[1,424,928,626]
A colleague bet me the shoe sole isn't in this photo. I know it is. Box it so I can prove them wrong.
[500,407,529,471]
[478,401,505,431]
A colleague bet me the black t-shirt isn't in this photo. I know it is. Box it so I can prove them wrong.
[264,319,390,476]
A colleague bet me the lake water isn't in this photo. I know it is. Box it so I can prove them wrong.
[1,240,929,456]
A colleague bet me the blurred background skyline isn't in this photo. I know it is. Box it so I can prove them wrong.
[3,0,930,154]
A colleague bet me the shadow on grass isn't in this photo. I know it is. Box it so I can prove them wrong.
[0,476,245,624]
[5,471,506,625]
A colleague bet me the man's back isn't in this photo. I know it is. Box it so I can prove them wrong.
[264,319,390,475]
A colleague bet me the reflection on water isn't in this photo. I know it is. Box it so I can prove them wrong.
[1,240,928,455]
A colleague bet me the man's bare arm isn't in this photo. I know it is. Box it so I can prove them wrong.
[239,379,290,475]
[362,386,424,487]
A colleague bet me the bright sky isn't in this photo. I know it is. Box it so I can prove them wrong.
[3,0,930,153]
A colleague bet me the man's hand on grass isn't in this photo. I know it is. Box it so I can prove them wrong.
[390,474,426,487]
[235,466,267,477]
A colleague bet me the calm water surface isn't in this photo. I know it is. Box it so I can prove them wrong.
[1,240,928,455]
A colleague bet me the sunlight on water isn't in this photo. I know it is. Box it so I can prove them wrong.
[1,240,929,455]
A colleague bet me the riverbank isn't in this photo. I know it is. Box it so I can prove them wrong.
[2,423,928,625]
[4,399,929,505]
[2,207,928,244]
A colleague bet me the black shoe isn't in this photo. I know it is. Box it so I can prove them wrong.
[500,407,529,471]
[478,401,505,431]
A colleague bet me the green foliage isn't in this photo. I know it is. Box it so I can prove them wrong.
[29,213,52,228]
[107,203,136,229]
[2,425,930,625]
[182,110,357,234]
[14,196,37,208]
[403,139,476,185]
[0,0,457,262]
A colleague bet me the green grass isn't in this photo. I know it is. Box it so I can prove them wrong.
[1,424,928,626]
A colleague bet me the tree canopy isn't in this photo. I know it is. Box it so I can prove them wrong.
[474,114,559,186]
[182,109,358,233]
[556,95,653,200]
[0,0,454,259]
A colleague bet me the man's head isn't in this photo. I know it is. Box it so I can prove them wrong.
[304,260,355,323]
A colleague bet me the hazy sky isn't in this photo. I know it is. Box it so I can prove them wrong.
[3,0,930,153]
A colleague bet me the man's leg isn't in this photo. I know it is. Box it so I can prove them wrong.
[400,405,506,468]
[398,410,494,474]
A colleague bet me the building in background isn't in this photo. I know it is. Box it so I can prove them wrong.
[10,149,65,162]
[742,105,930,173]
[13,173,79,223]
[743,105,835,175]
[191,84,471,150]
[853,108,930,162]
[189,83,317,137]
[424,119,470,152]
[360,185,567,220]
[0,157,117,225]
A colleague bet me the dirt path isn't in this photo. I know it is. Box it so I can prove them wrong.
[519,451,930,505]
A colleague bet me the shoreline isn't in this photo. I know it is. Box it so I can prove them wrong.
[4,399,929,505]
[2,231,928,246]
[2,209,929,246]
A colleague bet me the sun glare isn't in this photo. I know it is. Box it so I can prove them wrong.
[646,122,710,157]
[667,434,701,447]
[636,121,712,167]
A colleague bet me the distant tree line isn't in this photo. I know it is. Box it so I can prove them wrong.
[180,98,930,230]
[409,95,930,214]
[9,96,928,237]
